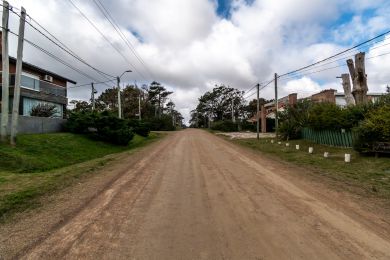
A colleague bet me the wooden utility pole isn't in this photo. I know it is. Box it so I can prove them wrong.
[91,83,95,110]
[337,74,355,106]
[138,94,141,120]
[231,99,235,123]
[1,1,10,142]
[256,83,260,140]
[274,73,279,132]
[116,76,122,118]
[10,7,26,145]
[347,52,368,105]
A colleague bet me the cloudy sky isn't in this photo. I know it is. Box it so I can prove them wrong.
[4,0,390,122]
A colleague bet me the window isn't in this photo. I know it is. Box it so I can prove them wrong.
[23,98,63,118]
[21,72,40,91]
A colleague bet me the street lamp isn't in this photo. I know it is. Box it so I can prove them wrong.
[117,70,132,119]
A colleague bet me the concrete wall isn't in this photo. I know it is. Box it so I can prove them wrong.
[0,113,66,134]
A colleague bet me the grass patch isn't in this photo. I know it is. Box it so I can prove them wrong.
[230,137,390,199]
[0,132,162,222]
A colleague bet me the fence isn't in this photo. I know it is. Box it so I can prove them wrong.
[0,113,66,134]
[301,128,356,148]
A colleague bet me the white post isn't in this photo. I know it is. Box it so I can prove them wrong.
[10,7,26,145]
[1,1,10,142]
[286,143,289,147]
[324,152,329,158]
[345,154,351,163]
[309,147,314,154]
[296,144,300,150]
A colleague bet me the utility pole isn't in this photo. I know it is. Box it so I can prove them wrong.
[10,7,26,146]
[256,83,260,140]
[91,82,95,111]
[1,1,10,142]
[138,94,141,120]
[274,73,278,132]
[117,76,121,119]
[231,99,235,123]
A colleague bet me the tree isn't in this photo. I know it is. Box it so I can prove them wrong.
[245,98,268,118]
[190,84,245,127]
[96,88,118,111]
[387,85,389,93]
[69,100,92,113]
[122,84,143,119]
[147,81,173,118]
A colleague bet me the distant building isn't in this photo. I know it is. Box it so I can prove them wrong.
[335,92,384,107]
[311,89,337,104]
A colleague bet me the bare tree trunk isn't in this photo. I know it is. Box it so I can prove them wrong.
[340,73,355,106]
[347,52,368,105]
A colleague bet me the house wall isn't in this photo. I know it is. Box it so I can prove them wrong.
[0,113,66,134]
[311,89,336,103]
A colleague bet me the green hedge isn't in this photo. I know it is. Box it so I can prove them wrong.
[65,111,141,145]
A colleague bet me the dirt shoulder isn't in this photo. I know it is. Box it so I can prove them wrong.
[0,133,169,259]
[220,134,390,221]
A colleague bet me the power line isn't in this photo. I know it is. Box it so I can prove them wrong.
[280,38,390,79]
[3,26,107,86]
[68,79,116,89]
[66,0,147,81]
[2,3,115,82]
[92,0,156,80]
[278,29,390,78]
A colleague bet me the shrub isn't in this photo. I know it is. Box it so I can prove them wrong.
[65,111,135,146]
[353,104,390,153]
[211,120,238,132]
[64,111,96,134]
[308,103,343,131]
[145,115,175,131]
[127,119,150,137]
[278,100,310,140]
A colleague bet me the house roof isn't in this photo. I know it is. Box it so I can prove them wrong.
[1,55,77,84]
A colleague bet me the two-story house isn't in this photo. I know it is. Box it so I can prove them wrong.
[0,35,76,118]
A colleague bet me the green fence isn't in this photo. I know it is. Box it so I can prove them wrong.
[301,128,356,148]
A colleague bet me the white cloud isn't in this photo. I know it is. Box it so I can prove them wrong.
[4,0,390,123]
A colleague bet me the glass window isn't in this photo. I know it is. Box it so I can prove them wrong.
[23,98,63,118]
[21,75,40,91]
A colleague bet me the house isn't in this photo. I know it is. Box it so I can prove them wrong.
[335,92,384,107]
[0,35,76,118]
[311,89,336,103]
[308,88,384,107]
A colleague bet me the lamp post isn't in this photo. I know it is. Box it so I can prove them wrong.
[117,70,132,119]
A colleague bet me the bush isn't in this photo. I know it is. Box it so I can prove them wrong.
[211,120,238,132]
[145,115,175,131]
[64,111,96,134]
[65,111,135,146]
[308,103,344,131]
[353,104,390,153]
[278,100,310,140]
[127,119,150,137]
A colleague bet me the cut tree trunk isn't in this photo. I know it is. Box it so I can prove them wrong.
[340,73,355,106]
[347,52,368,105]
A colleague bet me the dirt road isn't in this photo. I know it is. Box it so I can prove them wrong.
[13,129,390,259]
